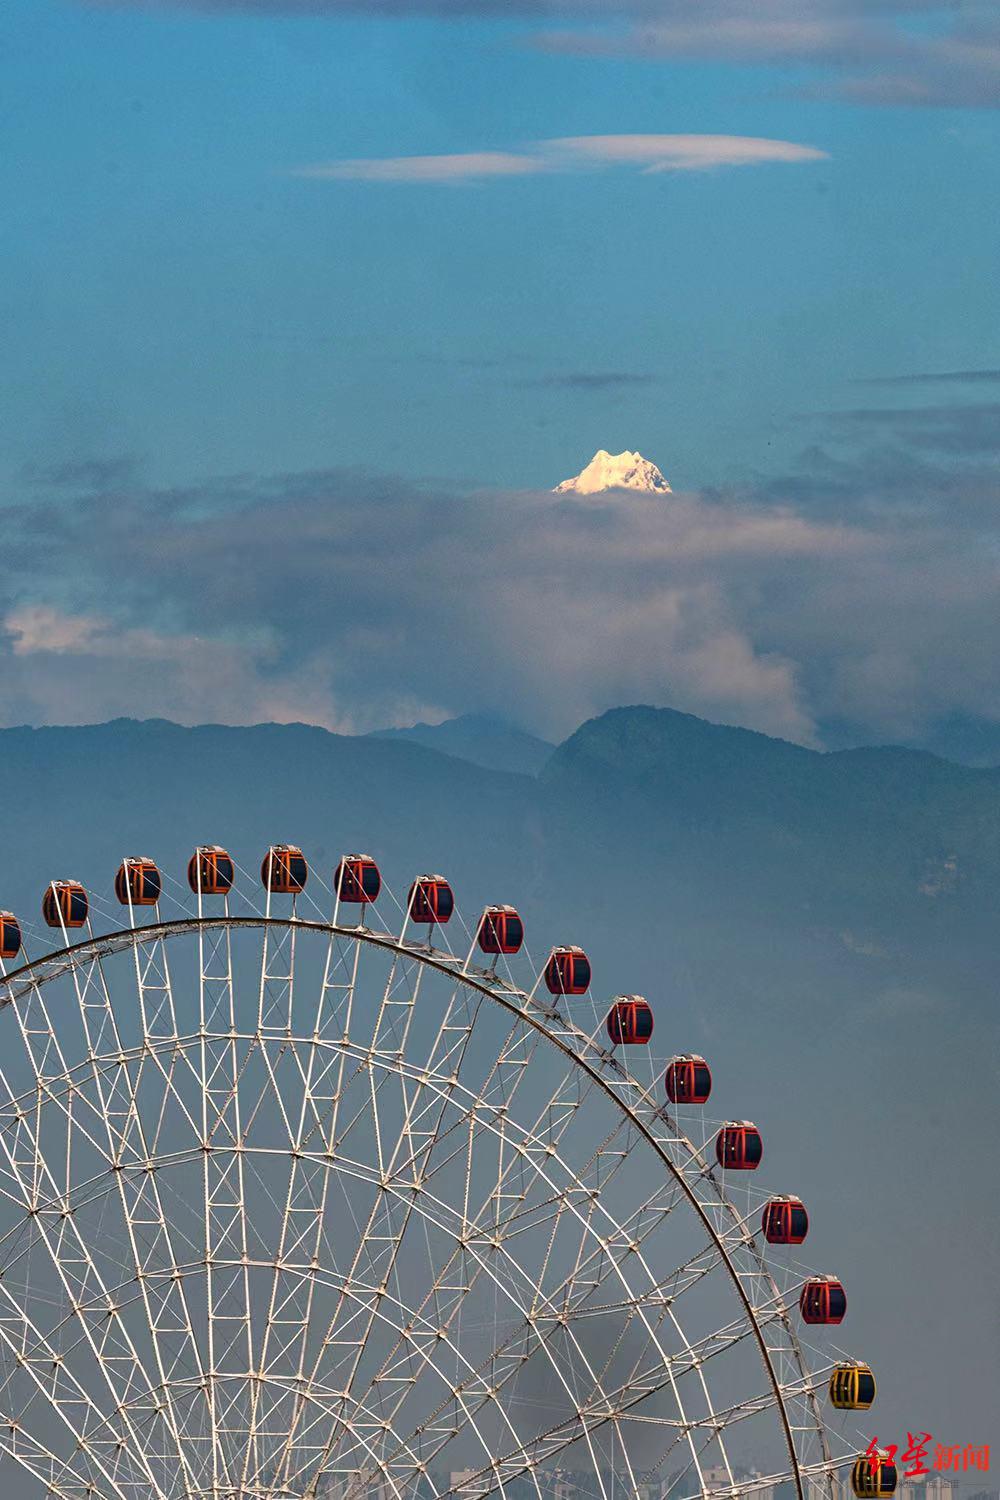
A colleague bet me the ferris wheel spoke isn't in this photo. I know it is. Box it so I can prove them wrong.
[291,1026,576,1469]
[362,1105,683,1430]
[276,961,492,1490]
[287,1290,551,1500]
[642,1405,772,1500]
[347,1008,588,1356]
[0,1111,173,1498]
[432,1053,708,1441]
[119,910,221,1454]
[198,903,255,1496]
[368,1207,738,1492]
[328,1073,714,1500]
[58,943,207,1498]
[227,1261,538,1500]
[320,1059,680,1487]
[0,1417,132,1500]
[260,1191,574,1494]
[527,1001,828,1492]
[0,1279,149,1499]
[225,1359,436,1500]
[247,930,373,1493]
[434,1302,793,1500]
[0,986,203,1496]
[243,927,449,1491]
[124,907,180,1043]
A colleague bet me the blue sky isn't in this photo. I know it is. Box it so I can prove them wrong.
[0,0,998,740]
[2,0,997,490]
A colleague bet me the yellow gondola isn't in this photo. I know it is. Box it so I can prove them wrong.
[830,1362,876,1410]
[852,1453,897,1498]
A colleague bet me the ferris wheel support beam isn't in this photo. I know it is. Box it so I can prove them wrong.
[62,933,202,1500]
[197,891,254,1498]
[343,1053,682,1460]
[0,1283,140,1500]
[281,951,501,1498]
[378,1171,693,1490]
[298,1014,627,1496]
[257,925,385,1494]
[0,975,177,1500]
[305,980,706,1494]
[121,892,219,1492]
[270,1056,757,1500]
[0,1423,129,1500]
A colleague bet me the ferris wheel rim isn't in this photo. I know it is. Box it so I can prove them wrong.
[0,911,831,1500]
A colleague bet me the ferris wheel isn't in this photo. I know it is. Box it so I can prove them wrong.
[0,844,892,1500]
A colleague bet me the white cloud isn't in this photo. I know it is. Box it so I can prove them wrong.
[549,134,829,170]
[6,408,999,746]
[293,133,828,185]
[2,605,354,731]
[293,151,545,183]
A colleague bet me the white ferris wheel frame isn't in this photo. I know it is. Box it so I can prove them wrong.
[0,872,850,1500]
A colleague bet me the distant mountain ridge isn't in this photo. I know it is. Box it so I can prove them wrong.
[820,709,1000,768]
[1,707,993,954]
[369,713,554,776]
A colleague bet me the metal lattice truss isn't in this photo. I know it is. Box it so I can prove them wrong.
[0,867,856,1500]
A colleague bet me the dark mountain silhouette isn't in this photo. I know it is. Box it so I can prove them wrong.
[543,704,1000,949]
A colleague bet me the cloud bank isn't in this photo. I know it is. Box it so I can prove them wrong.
[94,0,1000,111]
[519,371,656,391]
[537,2,1000,109]
[4,401,999,748]
[858,369,1000,387]
[294,134,828,184]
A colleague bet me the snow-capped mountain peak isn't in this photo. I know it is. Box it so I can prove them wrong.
[553,449,672,495]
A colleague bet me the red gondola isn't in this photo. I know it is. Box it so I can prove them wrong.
[115,857,161,907]
[188,845,234,896]
[43,881,89,930]
[335,854,381,904]
[665,1054,712,1105]
[261,845,308,894]
[800,1275,846,1325]
[544,946,591,996]
[0,912,21,961]
[606,996,653,1045]
[715,1121,763,1171]
[477,905,523,955]
[761,1195,809,1245]
[408,875,454,925]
